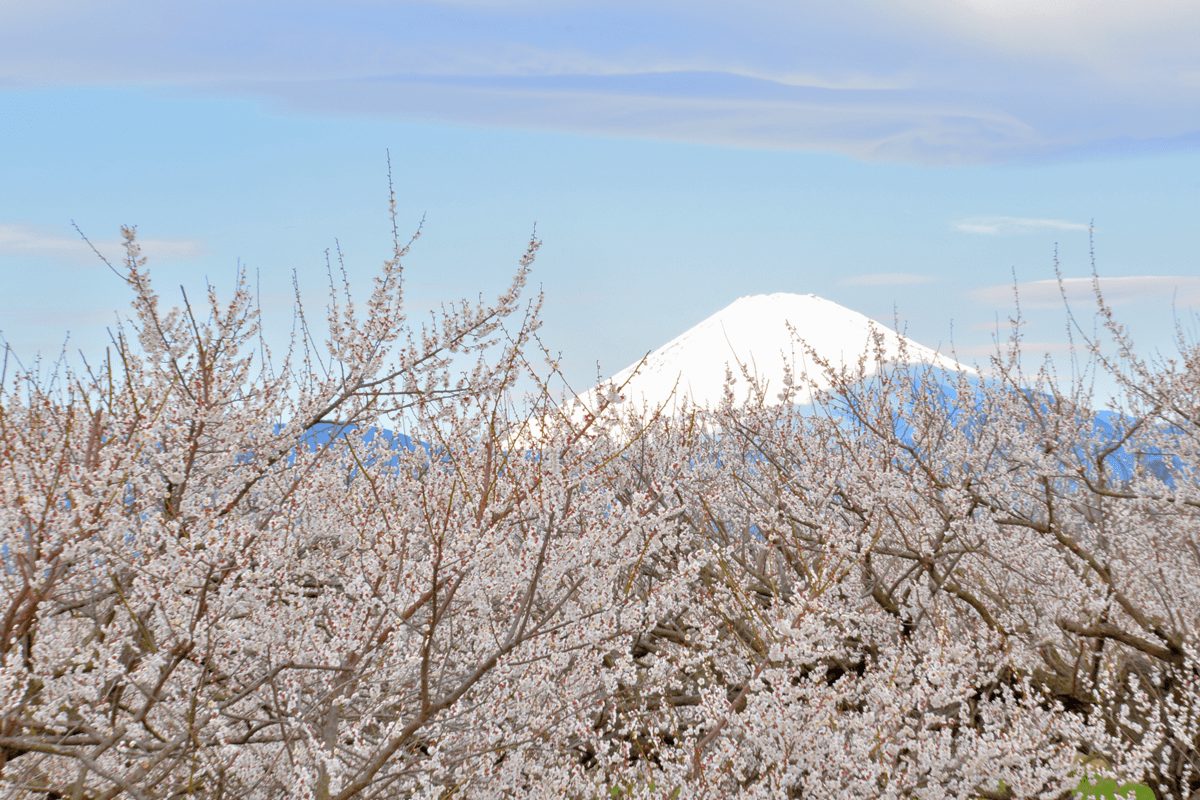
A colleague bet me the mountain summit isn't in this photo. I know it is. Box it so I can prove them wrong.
[602,293,964,412]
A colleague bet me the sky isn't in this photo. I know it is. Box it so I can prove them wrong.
[2,1,1199,400]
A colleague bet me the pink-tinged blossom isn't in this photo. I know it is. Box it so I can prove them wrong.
[0,223,1196,797]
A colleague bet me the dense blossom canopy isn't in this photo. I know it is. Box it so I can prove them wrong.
[0,224,1197,798]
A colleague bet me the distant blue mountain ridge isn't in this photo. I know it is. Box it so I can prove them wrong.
[819,365,1186,489]
[290,367,1188,492]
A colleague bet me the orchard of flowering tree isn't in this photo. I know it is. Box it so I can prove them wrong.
[0,219,1196,799]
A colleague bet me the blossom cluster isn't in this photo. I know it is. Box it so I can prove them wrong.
[0,228,1196,798]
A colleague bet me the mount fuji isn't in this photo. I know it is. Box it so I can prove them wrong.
[600,293,966,413]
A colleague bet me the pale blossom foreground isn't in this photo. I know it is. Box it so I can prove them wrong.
[0,226,1197,798]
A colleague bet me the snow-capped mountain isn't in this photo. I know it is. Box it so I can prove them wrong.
[600,293,965,413]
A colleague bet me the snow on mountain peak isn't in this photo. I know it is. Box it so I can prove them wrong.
[602,292,965,413]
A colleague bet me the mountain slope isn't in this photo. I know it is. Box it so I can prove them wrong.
[603,293,965,413]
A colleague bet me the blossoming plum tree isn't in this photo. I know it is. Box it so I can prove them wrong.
[0,215,1196,798]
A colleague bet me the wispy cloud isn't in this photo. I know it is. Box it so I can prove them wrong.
[973,275,1200,309]
[247,72,1036,164]
[0,224,204,262]
[1,2,1199,163]
[839,272,933,287]
[954,216,1090,235]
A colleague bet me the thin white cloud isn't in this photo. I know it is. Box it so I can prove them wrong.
[0,224,204,262]
[973,275,1200,309]
[253,75,1040,163]
[839,272,933,287]
[0,306,116,328]
[892,0,1200,76]
[954,216,1090,235]
[2,2,1199,163]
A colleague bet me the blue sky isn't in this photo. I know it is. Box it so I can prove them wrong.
[2,1,1199,394]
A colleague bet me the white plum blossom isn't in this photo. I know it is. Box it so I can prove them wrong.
[0,222,1197,797]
